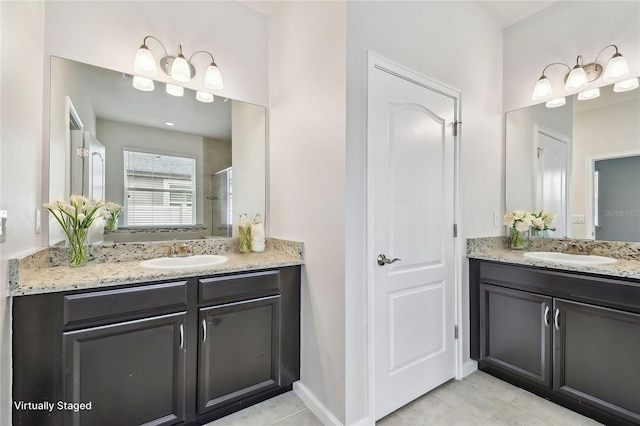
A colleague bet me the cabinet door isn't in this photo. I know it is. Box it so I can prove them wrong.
[554,299,640,424]
[198,295,281,414]
[62,312,187,426]
[480,284,552,387]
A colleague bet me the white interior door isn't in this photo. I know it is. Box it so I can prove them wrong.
[369,56,458,420]
[535,127,568,237]
[84,132,106,202]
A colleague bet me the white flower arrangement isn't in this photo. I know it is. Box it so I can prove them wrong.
[504,209,557,249]
[530,210,556,232]
[102,202,122,231]
[503,210,534,232]
[44,195,106,266]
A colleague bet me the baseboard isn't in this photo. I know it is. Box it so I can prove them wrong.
[293,381,343,426]
[348,416,374,425]
[462,360,478,378]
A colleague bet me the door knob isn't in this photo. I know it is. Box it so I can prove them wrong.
[377,254,401,266]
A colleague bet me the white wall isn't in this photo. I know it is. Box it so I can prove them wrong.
[269,1,347,423]
[231,100,266,235]
[504,1,640,112]
[0,2,46,425]
[345,1,503,422]
[96,119,205,224]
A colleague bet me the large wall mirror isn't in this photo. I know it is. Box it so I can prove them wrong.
[505,79,640,242]
[48,57,265,244]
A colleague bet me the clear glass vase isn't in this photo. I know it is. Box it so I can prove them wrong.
[68,227,89,267]
[105,215,118,232]
[238,223,251,253]
[510,227,530,250]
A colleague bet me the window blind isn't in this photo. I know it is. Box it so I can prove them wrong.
[123,150,196,226]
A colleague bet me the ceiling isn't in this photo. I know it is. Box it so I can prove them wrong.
[239,0,558,28]
[472,1,557,28]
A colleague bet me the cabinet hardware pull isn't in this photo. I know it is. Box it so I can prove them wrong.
[554,308,560,331]
[179,324,184,349]
[202,319,207,343]
[544,306,550,327]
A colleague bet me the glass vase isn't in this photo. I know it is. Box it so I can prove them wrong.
[105,216,118,232]
[238,223,251,253]
[510,227,530,250]
[530,228,548,239]
[68,227,89,267]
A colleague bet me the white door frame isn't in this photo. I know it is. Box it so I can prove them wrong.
[586,149,640,240]
[366,51,463,420]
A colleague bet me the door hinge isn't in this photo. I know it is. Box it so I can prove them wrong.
[76,147,89,158]
[453,121,462,137]
[453,223,458,238]
[454,325,459,340]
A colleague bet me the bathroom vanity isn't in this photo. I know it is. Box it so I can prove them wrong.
[469,255,640,426]
[10,240,302,426]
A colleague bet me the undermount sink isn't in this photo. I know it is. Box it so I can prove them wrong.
[523,251,617,266]
[140,255,228,270]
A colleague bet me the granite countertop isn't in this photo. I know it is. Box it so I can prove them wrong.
[9,238,304,296]
[467,237,640,280]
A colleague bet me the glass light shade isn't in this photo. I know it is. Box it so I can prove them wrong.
[132,76,155,92]
[577,87,600,100]
[166,83,184,97]
[565,66,588,91]
[603,54,630,82]
[171,55,191,82]
[545,97,566,108]
[204,63,224,90]
[613,77,639,92]
[134,46,158,77]
[196,91,214,103]
[532,76,553,101]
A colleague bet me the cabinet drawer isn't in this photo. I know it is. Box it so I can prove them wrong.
[199,270,279,303]
[63,281,187,327]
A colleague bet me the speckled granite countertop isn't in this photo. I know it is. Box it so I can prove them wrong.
[9,238,304,296]
[467,237,640,280]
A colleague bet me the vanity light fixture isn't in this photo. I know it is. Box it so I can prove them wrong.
[531,44,634,106]
[545,97,566,108]
[166,83,184,97]
[614,77,639,92]
[132,35,224,101]
[196,91,214,103]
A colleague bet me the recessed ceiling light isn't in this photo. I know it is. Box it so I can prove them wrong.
[165,121,175,126]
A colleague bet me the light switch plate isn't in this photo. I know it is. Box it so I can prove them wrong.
[572,214,585,224]
[493,211,501,227]
[35,209,41,234]
[0,210,7,243]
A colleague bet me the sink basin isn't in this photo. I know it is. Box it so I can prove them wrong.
[140,255,228,270]
[523,251,617,266]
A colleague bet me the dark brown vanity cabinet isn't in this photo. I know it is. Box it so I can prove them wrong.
[12,266,301,426]
[479,284,552,388]
[471,260,640,426]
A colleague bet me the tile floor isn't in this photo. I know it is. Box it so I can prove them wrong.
[206,371,602,426]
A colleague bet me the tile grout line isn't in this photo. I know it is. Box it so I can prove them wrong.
[269,407,310,425]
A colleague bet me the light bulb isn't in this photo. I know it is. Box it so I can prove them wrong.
[577,88,600,100]
[133,45,157,77]
[603,53,630,83]
[545,97,566,108]
[196,91,214,103]
[565,65,588,91]
[613,77,639,92]
[532,76,553,101]
[204,63,224,90]
[132,76,154,92]
[166,83,184,97]
[171,55,191,82]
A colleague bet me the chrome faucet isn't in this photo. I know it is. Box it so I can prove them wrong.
[168,242,194,257]
[563,243,588,255]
